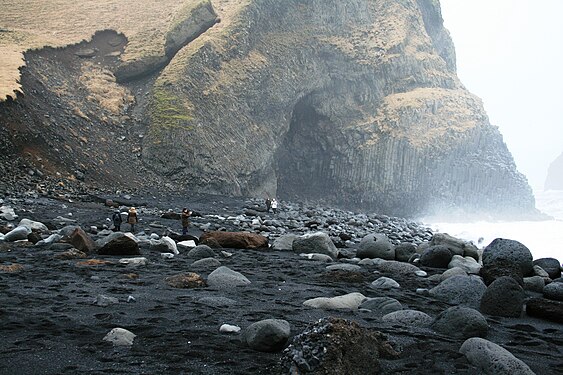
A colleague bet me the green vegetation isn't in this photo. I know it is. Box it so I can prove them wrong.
[148,85,194,142]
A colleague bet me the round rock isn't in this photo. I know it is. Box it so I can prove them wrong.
[480,276,525,318]
[431,306,488,339]
[482,238,533,277]
[243,319,291,352]
[356,233,395,260]
[420,245,453,268]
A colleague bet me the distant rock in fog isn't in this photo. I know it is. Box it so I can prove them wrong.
[545,151,563,190]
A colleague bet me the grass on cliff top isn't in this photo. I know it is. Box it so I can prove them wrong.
[0,0,207,101]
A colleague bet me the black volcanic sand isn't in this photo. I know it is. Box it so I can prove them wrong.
[0,194,562,374]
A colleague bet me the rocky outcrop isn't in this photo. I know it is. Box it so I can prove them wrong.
[545,151,563,190]
[142,0,534,217]
[0,0,536,218]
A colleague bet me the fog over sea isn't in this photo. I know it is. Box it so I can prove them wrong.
[424,190,563,261]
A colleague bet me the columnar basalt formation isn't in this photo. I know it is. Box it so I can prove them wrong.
[142,0,534,216]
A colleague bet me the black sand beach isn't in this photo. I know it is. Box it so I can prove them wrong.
[0,194,562,374]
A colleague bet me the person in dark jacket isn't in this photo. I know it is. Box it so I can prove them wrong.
[127,207,138,233]
[112,211,122,232]
[181,208,192,235]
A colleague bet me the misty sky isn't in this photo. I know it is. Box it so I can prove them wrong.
[440,0,563,190]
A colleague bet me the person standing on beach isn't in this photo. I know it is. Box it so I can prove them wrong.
[112,210,122,232]
[127,207,138,233]
[265,198,272,213]
[271,198,278,214]
[181,208,192,235]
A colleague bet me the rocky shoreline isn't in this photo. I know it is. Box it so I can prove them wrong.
[0,192,562,374]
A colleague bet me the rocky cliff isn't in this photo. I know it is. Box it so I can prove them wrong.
[0,0,536,217]
[545,151,563,190]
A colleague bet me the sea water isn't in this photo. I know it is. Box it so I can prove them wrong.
[425,190,563,262]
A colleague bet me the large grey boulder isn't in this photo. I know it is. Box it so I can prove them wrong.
[18,218,49,233]
[187,244,216,259]
[431,306,488,339]
[292,232,339,259]
[243,319,291,352]
[459,337,535,375]
[2,226,30,242]
[207,266,250,289]
[381,310,433,327]
[482,238,533,278]
[420,245,453,268]
[429,275,487,309]
[533,258,561,280]
[543,282,563,301]
[272,234,297,251]
[448,255,481,274]
[430,232,479,260]
[480,276,525,318]
[356,233,394,260]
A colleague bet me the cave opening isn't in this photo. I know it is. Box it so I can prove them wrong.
[275,97,338,203]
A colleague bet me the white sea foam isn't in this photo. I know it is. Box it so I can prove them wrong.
[424,190,563,262]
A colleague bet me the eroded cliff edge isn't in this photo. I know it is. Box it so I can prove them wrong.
[0,0,536,218]
[142,0,534,217]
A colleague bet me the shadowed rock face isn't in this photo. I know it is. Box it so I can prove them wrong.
[143,0,534,217]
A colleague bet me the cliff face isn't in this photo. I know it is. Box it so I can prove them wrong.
[545,152,563,190]
[0,0,535,217]
[142,0,534,216]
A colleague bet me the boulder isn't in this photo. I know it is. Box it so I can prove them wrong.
[481,257,524,286]
[448,255,481,274]
[243,319,291,352]
[200,231,268,249]
[293,232,339,259]
[68,227,97,253]
[543,282,563,301]
[18,218,49,233]
[303,292,366,310]
[103,328,136,347]
[419,245,453,268]
[431,306,488,339]
[187,245,216,260]
[97,232,140,256]
[526,297,563,323]
[381,310,433,327]
[272,234,297,251]
[2,226,31,242]
[480,276,525,318]
[282,318,398,375]
[207,266,250,289]
[370,277,400,290]
[482,238,533,277]
[523,276,545,293]
[429,275,487,309]
[440,267,468,281]
[394,242,417,263]
[430,232,479,260]
[369,259,425,277]
[459,337,535,375]
[191,257,221,269]
[359,297,403,316]
[165,272,206,288]
[356,233,394,260]
[533,258,561,280]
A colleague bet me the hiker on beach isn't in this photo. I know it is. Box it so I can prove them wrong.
[265,198,272,213]
[127,207,138,233]
[112,210,122,232]
[181,207,192,235]
[271,198,278,214]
